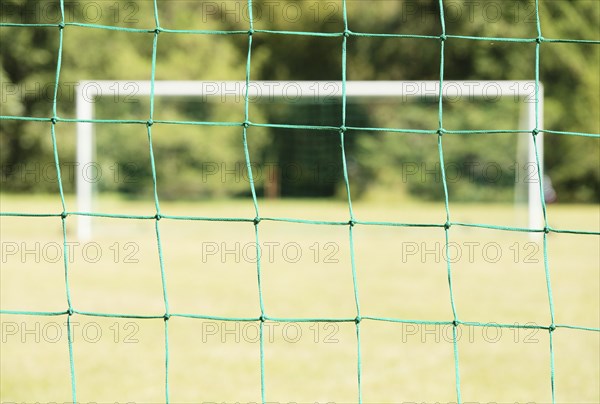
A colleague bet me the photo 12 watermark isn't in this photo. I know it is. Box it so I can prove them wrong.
[201,241,340,265]
[399,241,540,265]
[401,161,541,185]
[1,320,139,344]
[201,1,341,25]
[0,81,140,105]
[1,1,140,24]
[1,241,140,265]
[200,161,340,185]
[398,322,542,345]
[1,161,139,186]
[198,321,340,344]
[401,0,537,24]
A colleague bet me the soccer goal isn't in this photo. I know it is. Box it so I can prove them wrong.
[75,80,544,240]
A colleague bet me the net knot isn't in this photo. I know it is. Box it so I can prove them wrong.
[452,320,459,327]
[248,29,254,36]
[50,117,58,124]
[154,27,162,35]
[58,22,65,29]
[544,226,550,234]
[439,34,447,42]
[532,128,539,136]
[242,121,250,128]
[355,316,362,324]
[155,213,162,220]
[163,313,171,321]
[437,128,446,136]
[343,30,351,38]
[339,125,347,133]
[348,219,356,227]
[61,212,68,219]
[259,315,266,322]
[444,221,451,230]
[253,217,261,225]
[536,36,544,44]
[548,324,556,332]
[67,307,74,316]
[146,119,154,127]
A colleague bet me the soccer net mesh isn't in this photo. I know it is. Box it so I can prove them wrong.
[1,0,599,403]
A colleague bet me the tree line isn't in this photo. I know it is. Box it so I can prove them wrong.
[1,0,598,202]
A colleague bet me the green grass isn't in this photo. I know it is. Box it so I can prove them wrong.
[1,194,599,403]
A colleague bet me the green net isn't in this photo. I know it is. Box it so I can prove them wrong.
[1,0,599,403]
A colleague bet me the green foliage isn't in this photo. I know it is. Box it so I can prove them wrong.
[1,0,598,202]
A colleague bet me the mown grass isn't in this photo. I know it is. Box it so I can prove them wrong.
[1,194,598,403]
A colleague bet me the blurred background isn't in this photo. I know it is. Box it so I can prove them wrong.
[1,0,598,203]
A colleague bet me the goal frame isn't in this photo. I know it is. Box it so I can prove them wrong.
[75,80,544,239]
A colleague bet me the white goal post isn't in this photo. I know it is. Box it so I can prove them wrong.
[75,80,544,240]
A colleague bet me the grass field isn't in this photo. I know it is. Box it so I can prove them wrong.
[1,194,599,403]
